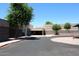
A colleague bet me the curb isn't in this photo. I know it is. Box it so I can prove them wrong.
[0,40,21,48]
[0,44,8,48]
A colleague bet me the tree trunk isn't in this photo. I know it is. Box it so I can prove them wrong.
[14,27,17,38]
[67,29,70,33]
[15,26,18,38]
[24,25,31,36]
[55,31,59,35]
[23,25,28,36]
[25,27,27,36]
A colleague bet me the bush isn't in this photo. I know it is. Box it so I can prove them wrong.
[52,24,61,35]
[45,21,53,25]
[64,23,71,31]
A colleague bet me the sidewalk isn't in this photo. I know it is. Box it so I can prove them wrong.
[0,38,20,48]
[51,37,79,45]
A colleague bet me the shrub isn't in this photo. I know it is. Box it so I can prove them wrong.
[45,21,53,25]
[52,24,61,35]
[64,23,71,31]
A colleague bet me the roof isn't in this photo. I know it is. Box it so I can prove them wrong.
[74,24,79,27]
[0,19,9,27]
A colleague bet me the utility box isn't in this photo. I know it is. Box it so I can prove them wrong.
[0,19,9,42]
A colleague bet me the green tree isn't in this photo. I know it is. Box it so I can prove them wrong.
[64,23,71,32]
[52,24,61,35]
[45,21,53,25]
[6,3,33,37]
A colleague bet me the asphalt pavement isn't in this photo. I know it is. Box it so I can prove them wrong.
[0,37,79,56]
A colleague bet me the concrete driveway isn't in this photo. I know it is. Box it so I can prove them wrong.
[0,37,79,56]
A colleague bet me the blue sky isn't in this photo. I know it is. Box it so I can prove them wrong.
[0,3,79,27]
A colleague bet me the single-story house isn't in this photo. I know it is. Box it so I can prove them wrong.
[0,19,9,42]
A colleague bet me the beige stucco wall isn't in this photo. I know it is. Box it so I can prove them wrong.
[24,24,79,35]
[43,24,78,35]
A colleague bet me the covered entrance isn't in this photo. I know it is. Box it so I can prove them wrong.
[31,28,46,35]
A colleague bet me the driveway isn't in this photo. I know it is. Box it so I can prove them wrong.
[0,37,79,56]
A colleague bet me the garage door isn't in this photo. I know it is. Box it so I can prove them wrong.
[31,31,43,35]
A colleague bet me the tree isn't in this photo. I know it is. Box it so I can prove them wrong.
[52,24,61,35]
[64,23,71,32]
[45,21,53,25]
[6,3,33,37]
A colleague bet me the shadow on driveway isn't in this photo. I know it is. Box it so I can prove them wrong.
[18,37,40,40]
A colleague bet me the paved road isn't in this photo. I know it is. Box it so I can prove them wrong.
[0,37,79,56]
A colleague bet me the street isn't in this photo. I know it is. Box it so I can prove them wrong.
[0,37,79,56]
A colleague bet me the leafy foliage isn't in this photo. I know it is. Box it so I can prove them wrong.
[52,24,61,35]
[52,24,61,31]
[64,23,71,30]
[6,3,33,37]
[45,21,53,25]
[6,3,33,28]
